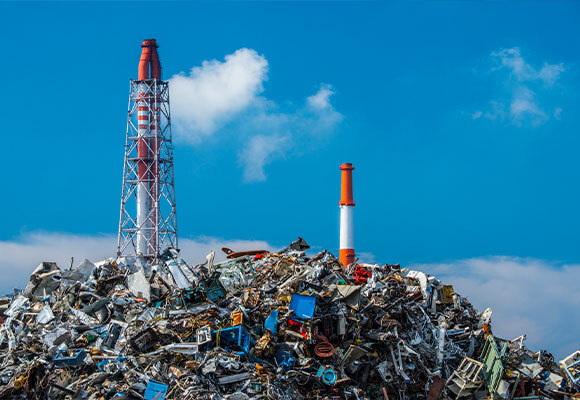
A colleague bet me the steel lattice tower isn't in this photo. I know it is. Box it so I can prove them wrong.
[117,39,177,260]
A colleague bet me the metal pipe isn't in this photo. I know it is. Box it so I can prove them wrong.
[136,39,157,255]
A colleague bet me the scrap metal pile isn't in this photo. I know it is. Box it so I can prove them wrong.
[0,238,578,400]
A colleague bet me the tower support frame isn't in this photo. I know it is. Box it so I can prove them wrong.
[117,78,177,260]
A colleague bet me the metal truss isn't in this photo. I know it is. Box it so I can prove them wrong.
[117,79,178,261]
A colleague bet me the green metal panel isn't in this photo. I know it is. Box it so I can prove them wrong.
[480,336,507,399]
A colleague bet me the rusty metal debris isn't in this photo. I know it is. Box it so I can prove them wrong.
[0,239,577,399]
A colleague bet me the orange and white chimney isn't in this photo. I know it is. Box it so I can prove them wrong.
[339,163,355,267]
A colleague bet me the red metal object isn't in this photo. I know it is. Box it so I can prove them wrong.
[222,247,269,259]
[314,334,335,357]
[287,319,308,339]
[138,39,160,80]
[353,265,371,285]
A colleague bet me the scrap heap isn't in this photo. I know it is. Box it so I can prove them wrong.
[0,238,578,400]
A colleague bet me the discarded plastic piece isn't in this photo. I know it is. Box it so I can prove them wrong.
[264,310,278,335]
[276,351,295,370]
[317,366,338,385]
[196,326,211,344]
[144,380,168,400]
[102,323,122,349]
[35,304,54,324]
[215,325,253,354]
[127,269,151,301]
[53,348,87,366]
[289,294,316,319]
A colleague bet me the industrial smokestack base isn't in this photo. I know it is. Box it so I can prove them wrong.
[339,163,355,267]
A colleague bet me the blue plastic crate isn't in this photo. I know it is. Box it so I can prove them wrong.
[214,325,253,355]
[53,349,87,367]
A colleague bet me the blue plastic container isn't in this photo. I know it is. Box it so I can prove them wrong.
[144,380,168,400]
[53,349,87,367]
[289,294,316,320]
[264,310,278,335]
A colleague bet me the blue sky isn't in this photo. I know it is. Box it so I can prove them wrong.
[0,1,579,357]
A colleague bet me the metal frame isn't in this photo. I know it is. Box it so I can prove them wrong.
[117,79,178,261]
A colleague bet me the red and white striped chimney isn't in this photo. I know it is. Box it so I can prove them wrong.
[339,163,355,267]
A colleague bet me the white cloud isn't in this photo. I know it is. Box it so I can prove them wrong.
[238,84,342,183]
[169,49,342,181]
[475,47,566,126]
[480,100,507,122]
[491,47,566,86]
[491,47,536,81]
[416,256,580,359]
[0,231,274,294]
[303,84,343,133]
[0,232,116,293]
[169,48,268,143]
[538,62,566,86]
[307,83,335,110]
[239,134,290,182]
[554,107,563,120]
[510,86,548,125]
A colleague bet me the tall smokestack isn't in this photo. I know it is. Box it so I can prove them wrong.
[339,163,355,267]
[117,39,178,261]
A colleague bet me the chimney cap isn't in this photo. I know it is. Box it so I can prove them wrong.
[340,163,354,171]
[141,39,158,48]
